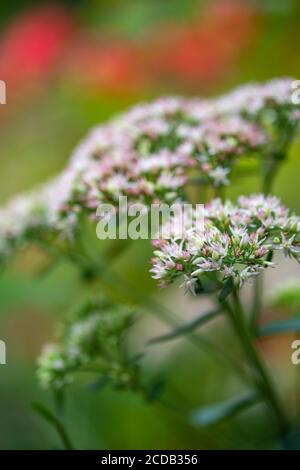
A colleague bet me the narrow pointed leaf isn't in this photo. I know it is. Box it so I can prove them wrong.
[190,391,259,428]
[32,401,74,450]
[148,309,221,344]
[258,317,300,337]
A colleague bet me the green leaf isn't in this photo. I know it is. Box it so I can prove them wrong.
[32,401,58,425]
[148,309,221,344]
[218,277,234,302]
[189,391,259,428]
[32,401,74,450]
[258,317,300,337]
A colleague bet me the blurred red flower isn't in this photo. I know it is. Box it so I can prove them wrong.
[0,4,75,99]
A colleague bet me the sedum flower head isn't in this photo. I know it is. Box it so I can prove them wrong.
[151,194,300,294]
[0,98,265,253]
[0,169,89,261]
[0,190,50,262]
[37,298,136,390]
[52,100,264,223]
[1,79,298,255]
[190,78,299,125]
[189,78,300,158]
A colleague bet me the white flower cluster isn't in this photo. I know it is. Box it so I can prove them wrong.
[151,194,300,294]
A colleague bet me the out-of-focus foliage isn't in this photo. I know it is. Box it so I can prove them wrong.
[270,282,300,312]
[37,297,137,391]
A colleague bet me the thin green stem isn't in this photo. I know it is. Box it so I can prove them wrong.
[55,422,75,450]
[250,275,263,333]
[254,151,281,331]
[53,389,65,419]
[55,238,249,384]
[262,160,279,195]
[214,185,226,201]
[88,257,249,382]
[32,402,75,450]
[226,289,289,436]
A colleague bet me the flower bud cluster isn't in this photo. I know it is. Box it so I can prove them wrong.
[37,298,136,390]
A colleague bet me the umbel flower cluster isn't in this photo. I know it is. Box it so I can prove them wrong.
[151,194,300,294]
[190,78,300,153]
[37,298,136,390]
[0,172,80,262]
[0,191,50,262]
[0,78,299,262]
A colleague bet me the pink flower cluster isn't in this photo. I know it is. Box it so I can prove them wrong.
[189,78,300,158]
[151,194,300,294]
[49,97,265,224]
[189,78,300,122]
[0,190,48,260]
[0,79,299,260]
[54,78,299,226]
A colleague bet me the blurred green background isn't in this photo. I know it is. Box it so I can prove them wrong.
[0,0,300,449]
